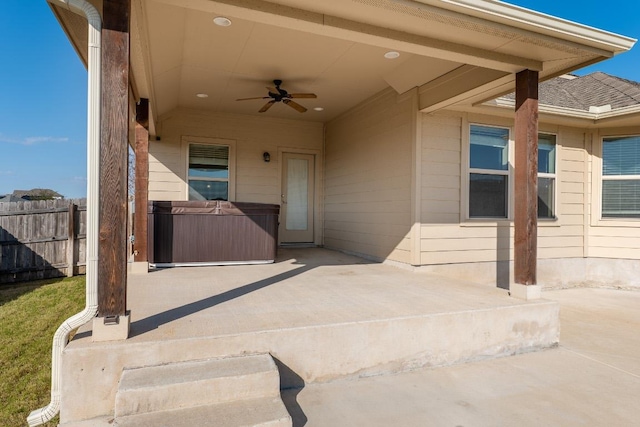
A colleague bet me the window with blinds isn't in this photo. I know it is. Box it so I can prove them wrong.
[602,135,640,218]
[188,143,230,201]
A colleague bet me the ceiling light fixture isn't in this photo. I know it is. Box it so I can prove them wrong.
[213,16,232,27]
[313,107,324,111]
[196,93,209,98]
[384,51,400,59]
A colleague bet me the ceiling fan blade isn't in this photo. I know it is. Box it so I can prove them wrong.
[288,93,317,99]
[283,99,307,113]
[236,96,271,101]
[259,100,277,113]
[266,86,281,95]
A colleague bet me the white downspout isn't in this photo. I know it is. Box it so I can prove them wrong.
[28,1,101,425]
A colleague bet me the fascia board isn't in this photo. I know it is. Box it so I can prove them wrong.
[412,0,636,52]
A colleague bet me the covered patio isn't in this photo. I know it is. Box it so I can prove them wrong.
[33,0,635,425]
[59,248,558,424]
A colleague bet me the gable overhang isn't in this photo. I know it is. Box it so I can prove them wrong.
[49,0,635,128]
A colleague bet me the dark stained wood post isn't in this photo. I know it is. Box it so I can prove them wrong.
[98,0,130,318]
[134,98,149,263]
[514,69,539,286]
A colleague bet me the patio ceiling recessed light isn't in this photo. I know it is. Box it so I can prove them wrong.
[384,51,400,59]
[196,93,209,98]
[313,107,324,111]
[213,16,232,27]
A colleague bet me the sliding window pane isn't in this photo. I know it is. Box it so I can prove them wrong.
[538,134,556,174]
[602,179,640,218]
[188,180,228,201]
[470,125,509,171]
[603,136,640,176]
[469,173,508,218]
[538,177,555,219]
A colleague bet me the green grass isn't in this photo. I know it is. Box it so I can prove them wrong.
[0,276,85,427]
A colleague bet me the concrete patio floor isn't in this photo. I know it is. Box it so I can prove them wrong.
[282,287,640,427]
[61,247,559,423]
[119,247,549,342]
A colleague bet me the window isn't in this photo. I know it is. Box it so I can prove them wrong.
[538,134,556,219]
[602,135,640,218]
[188,143,229,201]
[468,125,510,218]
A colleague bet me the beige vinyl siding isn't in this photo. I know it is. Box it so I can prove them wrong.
[148,108,323,204]
[588,126,640,260]
[149,142,184,200]
[589,227,640,258]
[420,112,462,225]
[540,128,586,259]
[324,89,413,263]
[420,112,588,265]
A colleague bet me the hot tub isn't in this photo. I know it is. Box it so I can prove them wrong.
[147,201,279,267]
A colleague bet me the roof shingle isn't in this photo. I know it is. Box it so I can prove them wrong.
[502,72,640,111]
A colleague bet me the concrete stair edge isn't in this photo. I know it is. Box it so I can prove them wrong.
[114,396,292,427]
[115,353,281,418]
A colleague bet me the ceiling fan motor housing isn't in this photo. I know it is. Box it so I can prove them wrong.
[236,79,316,113]
[269,80,287,100]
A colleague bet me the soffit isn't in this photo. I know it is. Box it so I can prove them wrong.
[51,0,632,124]
[144,0,467,121]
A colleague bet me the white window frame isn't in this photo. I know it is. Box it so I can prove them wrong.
[463,122,513,221]
[181,136,236,201]
[593,132,640,225]
[462,119,560,225]
[537,132,558,221]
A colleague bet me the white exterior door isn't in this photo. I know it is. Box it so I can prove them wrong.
[280,152,314,243]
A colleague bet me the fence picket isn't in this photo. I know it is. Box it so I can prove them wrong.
[0,199,87,284]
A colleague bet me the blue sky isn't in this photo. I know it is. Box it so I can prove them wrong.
[1,1,638,198]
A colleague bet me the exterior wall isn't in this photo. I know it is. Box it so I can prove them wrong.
[588,126,640,260]
[324,89,414,263]
[419,111,640,287]
[419,111,588,283]
[147,108,324,242]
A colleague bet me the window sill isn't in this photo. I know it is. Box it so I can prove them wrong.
[461,218,561,227]
[461,219,511,227]
[592,218,640,228]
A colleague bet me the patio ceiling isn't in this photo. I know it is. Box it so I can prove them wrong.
[52,0,635,127]
[141,1,464,122]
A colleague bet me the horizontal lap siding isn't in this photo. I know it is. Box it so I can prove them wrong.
[148,109,323,204]
[149,144,183,200]
[420,113,587,265]
[539,129,585,258]
[421,112,461,227]
[324,89,412,262]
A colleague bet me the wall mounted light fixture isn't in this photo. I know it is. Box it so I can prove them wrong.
[263,152,271,162]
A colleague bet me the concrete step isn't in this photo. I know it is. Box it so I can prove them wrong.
[59,416,113,427]
[114,396,292,427]
[115,353,281,418]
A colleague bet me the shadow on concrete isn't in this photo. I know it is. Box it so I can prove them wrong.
[496,225,511,290]
[129,264,314,337]
[131,248,376,337]
[275,357,308,427]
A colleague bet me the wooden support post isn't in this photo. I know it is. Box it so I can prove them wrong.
[134,98,149,264]
[514,69,539,287]
[66,203,76,277]
[98,0,130,318]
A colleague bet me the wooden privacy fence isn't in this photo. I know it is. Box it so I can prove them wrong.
[0,199,87,284]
